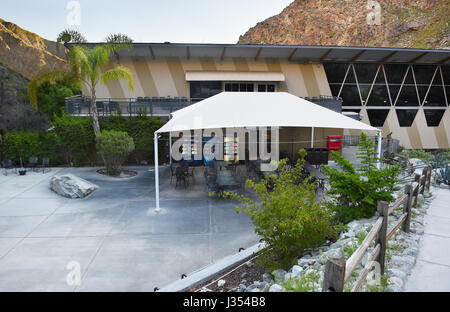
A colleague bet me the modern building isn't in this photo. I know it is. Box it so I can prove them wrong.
[66,43,450,149]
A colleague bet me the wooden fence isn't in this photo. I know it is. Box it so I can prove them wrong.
[322,166,433,292]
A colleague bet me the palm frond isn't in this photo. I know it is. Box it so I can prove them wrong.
[56,29,87,52]
[102,66,135,92]
[104,33,133,54]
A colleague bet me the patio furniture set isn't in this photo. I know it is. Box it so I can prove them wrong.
[1,157,50,176]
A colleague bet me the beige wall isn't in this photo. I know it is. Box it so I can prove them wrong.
[85,57,331,99]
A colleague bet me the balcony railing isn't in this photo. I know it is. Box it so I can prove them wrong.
[65,94,343,117]
[65,96,202,117]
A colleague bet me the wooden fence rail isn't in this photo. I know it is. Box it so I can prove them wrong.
[322,166,432,292]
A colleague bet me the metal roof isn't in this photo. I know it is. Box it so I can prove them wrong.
[69,43,450,65]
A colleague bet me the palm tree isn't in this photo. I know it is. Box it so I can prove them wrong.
[29,35,134,136]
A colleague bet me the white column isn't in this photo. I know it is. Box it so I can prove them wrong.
[169,132,172,165]
[311,127,315,148]
[376,130,382,169]
[154,133,160,210]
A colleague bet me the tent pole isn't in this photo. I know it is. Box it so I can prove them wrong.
[376,130,382,169]
[154,133,160,210]
[311,127,314,148]
[169,132,172,165]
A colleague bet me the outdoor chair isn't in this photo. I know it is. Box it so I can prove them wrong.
[1,159,16,176]
[26,157,38,171]
[170,163,178,184]
[175,166,189,188]
[37,158,50,173]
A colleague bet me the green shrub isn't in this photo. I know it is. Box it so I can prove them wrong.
[230,150,336,271]
[1,131,62,165]
[96,130,135,175]
[51,114,96,166]
[36,79,81,119]
[323,133,400,224]
[406,150,434,163]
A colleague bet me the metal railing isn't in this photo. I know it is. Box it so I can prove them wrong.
[66,94,344,117]
[65,96,203,117]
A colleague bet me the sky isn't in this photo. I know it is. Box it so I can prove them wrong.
[1,0,293,43]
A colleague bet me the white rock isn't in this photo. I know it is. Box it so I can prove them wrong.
[291,265,303,277]
[389,276,404,289]
[217,279,226,287]
[50,174,99,199]
[269,284,284,292]
[298,258,316,267]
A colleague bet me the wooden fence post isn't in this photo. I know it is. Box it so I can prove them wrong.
[420,168,427,195]
[427,166,432,192]
[322,258,346,292]
[376,201,389,275]
[402,184,413,232]
[413,175,420,208]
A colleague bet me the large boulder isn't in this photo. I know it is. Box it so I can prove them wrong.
[50,174,99,199]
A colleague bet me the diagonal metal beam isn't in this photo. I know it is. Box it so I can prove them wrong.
[288,48,298,61]
[221,47,227,61]
[149,46,155,60]
[409,52,429,64]
[255,47,263,61]
[320,49,333,61]
[350,50,366,63]
[379,51,397,63]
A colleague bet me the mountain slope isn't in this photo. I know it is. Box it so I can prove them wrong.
[0,18,67,80]
[238,0,450,49]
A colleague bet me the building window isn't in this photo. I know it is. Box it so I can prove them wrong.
[384,64,409,84]
[396,109,418,127]
[323,63,349,83]
[367,110,389,127]
[395,85,420,107]
[224,82,275,92]
[424,110,445,127]
[257,83,276,92]
[190,81,222,99]
[423,86,447,107]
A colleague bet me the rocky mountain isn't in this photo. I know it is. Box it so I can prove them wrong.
[0,18,67,131]
[238,0,450,49]
[0,18,67,80]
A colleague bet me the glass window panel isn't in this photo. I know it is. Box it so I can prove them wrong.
[424,110,445,127]
[413,65,437,85]
[239,83,247,92]
[374,66,387,84]
[353,63,379,83]
[423,86,447,107]
[395,86,419,107]
[367,109,389,127]
[258,84,266,92]
[432,68,444,86]
[396,109,418,127]
[403,67,415,85]
[329,84,341,97]
[343,65,356,83]
[225,83,231,92]
[232,83,239,92]
[442,66,450,85]
[416,86,428,104]
[323,63,349,83]
[190,81,222,99]
[384,64,409,84]
[389,85,401,103]
[340,85,361,106]
[267,84,275,92]
[359,85,371,105]
[367,85,390,106]
[247,84,254,92]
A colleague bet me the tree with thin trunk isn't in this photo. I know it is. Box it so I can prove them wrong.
[29,33,134,136]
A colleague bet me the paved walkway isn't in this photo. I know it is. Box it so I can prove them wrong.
[0,167,258,291]
[404,186,450,291]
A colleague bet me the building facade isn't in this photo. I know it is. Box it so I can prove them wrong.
[69,43,450,149]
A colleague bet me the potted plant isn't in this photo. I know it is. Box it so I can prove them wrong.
[18,157,26,176]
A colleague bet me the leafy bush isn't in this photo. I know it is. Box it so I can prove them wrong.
[230,150,335,271]
[52,114,96,166]
[96,130,135,175]
[406,150,434,163]
[36,79,81,119]
[323,133,400,224]
[0,131,62,165]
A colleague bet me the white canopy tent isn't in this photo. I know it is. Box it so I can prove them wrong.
[153,92,381,210]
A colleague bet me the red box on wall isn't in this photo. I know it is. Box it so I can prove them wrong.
[328,135,342,150]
